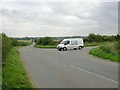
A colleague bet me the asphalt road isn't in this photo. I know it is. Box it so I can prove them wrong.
[19,44,118,88]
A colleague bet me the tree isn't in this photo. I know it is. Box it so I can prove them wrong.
[36,37,53,46]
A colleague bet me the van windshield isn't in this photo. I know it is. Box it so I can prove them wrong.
[60,41,69,44]
[60,41,66,44]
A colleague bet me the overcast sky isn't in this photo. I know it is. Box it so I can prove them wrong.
[0,0,118,37]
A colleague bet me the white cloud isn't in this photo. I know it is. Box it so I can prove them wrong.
[0,1,118,37]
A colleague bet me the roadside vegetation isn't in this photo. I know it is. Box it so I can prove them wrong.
[35,37,60,48]
[35,33,119,62]
[0,34,2,89]
[35,33,119,48]
[2,33,33,88]
[84,33,119,46]
[17,40,32,46]
[35,45,56,48]
[86,33,120,62]
[89,42,119,62]
[2,47,32,88]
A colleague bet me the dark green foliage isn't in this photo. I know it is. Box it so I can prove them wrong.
[50,40,60,45]
[34,38,37,43]
[90,42,120,62]
[84,33,119,43]
[18,41,32,46]
[100,42,119,55]
[36,37,60,46]
[10,38,19,46]
[2,33,21,61]
[2,33,32,62]
[115,34,120,41]
[2,33,13,61]
[2,33,33,88]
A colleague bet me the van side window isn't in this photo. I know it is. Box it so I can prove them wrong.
[71,41,78,45]
[63,41,70,45]
[67,41,70,44]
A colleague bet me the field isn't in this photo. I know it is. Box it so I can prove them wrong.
[17,40,32,46]
[89,42,119,62]
[2,47,33,88]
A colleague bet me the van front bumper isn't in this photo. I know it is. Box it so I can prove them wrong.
[57,46,64,50]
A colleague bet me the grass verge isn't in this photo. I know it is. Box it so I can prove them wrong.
[2,47,33,88]
[89,47,119,62]
[35,45,56,48]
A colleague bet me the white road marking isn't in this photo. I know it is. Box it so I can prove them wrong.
[70,65,119,84]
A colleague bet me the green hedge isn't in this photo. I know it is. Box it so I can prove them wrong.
[2,34,32,62]
[89,42,120,62]
[2,34,13,61]
[36,37,60,46]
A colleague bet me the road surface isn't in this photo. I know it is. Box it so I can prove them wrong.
[19,44,118,88]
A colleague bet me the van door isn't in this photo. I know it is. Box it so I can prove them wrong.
[71,40,78,49]
[65,40,71,49]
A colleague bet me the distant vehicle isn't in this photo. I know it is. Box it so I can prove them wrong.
[57,38,84,51]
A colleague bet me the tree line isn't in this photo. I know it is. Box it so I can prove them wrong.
[2,33,120,61]
[35,33,120,46]
[84,33,120,43]
[35,37,60,46]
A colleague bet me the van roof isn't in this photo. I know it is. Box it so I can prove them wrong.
[63,38,83,40]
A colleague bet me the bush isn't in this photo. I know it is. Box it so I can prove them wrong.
[2,34,13,61]
[50,40,60,46]
[84,33,119,43]
[100,42,119,55]
[2,33,21,62]
[0,34,2,54]
[36,37,59,46]
[84,33,103,43]
[90,42,119,62]
[18,41,32,46]
[10,38,19,46]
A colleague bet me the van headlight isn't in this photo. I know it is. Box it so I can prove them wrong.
[57,46,62,48]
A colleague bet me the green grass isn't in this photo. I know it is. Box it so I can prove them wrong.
[2,47,33,88]
[35,45,56,48]
[89,43,119,62]
[84,42,101,47]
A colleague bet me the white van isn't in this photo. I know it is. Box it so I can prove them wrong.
[57,38,84,51]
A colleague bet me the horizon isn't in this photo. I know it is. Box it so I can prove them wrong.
[1,33,118,38]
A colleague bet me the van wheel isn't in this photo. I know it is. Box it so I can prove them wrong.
[74,48,76,50]
[58,49,61,51]
[63,47,67,51]
[79,46,82,50]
